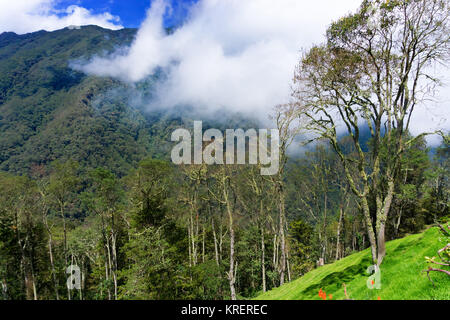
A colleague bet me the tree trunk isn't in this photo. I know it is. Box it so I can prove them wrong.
[29,257,38,300]
[228,225,236,300]
[202,225,205,263]
[188,225,192,268]
[59,202,71,300]
[322,193,327,264]
[376,180,395,266]
[111,233,118,300]
[106,241,112,300]
[360,196,377,264]
[43,214,59,300]
[190,213,197,266]
[100,213,111,300]
[286,245,291,282]
[219,224,224,260]
[223,179,236,300]
[394,208,402,238]
[260,223,266,293]
[212,219,219,266]
[273,232,278,275]
[278,183,286,286]
[1,279,7,300]
[110,211,118,300]
[80,259,84,300]
[335,205,344,261]
[284,218,291,282]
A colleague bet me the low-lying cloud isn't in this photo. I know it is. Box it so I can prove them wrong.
[78,0,363,119]
[0,0,122,34]
[75,0,448,146]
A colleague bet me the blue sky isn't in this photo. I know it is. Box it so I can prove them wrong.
[55,0,198,28]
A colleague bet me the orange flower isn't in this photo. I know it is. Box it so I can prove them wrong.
[318,288,332,300]
[377,296,381,300]
[318,288,328,300]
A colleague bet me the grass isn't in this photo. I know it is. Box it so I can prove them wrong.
[255,226,450,300]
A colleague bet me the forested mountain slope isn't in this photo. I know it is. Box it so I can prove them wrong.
[0,26,181,176]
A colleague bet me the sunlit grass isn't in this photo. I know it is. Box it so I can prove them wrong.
[256,227,449,300]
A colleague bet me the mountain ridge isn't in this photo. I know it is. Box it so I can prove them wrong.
[0,26,173,176]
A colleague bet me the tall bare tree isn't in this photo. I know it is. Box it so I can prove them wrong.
[209,165,239,300]
[294,0,450,265]
[272,103,307,285]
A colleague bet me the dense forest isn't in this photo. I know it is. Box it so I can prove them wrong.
[0,0,449,300]
[1,137,447,300]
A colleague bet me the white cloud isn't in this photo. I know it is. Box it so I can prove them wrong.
[408,70,450,146]
[74,0,449,146]
[78,0,362,118]
[0,0,122,34]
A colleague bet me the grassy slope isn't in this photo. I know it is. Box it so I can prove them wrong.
[256,227,449,300]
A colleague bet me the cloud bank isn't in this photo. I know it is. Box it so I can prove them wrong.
[78,0,364,118]
[0,0,123,34]
[54,0,448,146]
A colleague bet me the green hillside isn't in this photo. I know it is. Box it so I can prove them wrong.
[256,226,450,300]
[0,26,183,176]
[0,26,258,177]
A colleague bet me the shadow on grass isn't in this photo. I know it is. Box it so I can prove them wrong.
[301,256,372,298]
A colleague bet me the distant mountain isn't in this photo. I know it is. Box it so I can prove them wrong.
[0,26,188,176]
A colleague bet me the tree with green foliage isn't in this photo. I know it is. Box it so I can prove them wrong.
[294,0,450,266]
[82,167,125,299]
[0,173,47,300]
[289,219,314,277]
[47,160,80,299]
[119,159,187,299]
